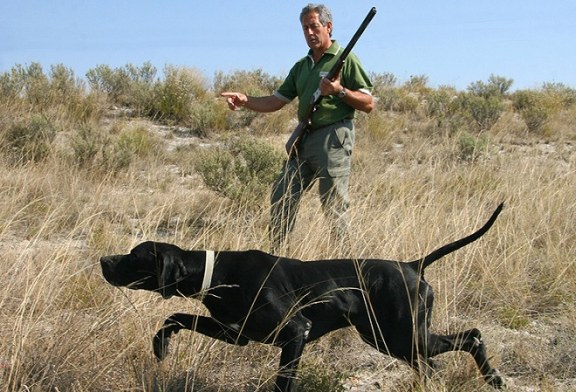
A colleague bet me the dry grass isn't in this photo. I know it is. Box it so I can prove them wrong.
[0,94,575,392]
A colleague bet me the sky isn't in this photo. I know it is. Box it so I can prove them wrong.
[1,0,575,91]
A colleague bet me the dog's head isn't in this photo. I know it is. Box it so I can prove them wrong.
[100,241,193,298]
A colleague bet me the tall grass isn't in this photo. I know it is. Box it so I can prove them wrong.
[0,64,575,391]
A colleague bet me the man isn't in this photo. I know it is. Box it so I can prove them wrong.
[221,4,373,252]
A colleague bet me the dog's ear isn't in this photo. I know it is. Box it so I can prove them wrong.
[158,252,188,298]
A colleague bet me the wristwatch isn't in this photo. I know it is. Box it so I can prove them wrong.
[338,87,347,98]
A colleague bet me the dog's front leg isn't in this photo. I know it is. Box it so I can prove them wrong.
[153,313,249,360]
[274,315,312,392]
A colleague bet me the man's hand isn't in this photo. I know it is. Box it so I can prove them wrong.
[319,77,343,97]
[221,92,248,111]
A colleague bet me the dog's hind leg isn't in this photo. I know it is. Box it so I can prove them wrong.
[426,328,505,389]
[153,313,249,360]
[355,325,444,387]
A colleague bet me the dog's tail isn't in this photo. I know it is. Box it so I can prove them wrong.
[408,203,504,274]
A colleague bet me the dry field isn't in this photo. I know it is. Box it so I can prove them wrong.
[0,102,575,391]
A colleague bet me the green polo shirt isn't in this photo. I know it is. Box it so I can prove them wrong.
[274,40,372,130]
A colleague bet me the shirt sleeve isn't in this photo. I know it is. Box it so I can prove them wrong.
[274,61,301,102]
[341,52,373,95]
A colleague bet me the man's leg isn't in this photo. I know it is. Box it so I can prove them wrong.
[270,158,310,253]
[317,120,354,253]
[318,174,351,252]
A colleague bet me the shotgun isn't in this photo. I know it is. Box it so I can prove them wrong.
[285,6,377,157]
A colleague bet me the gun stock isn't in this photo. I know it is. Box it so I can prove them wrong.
[286,6,377,157]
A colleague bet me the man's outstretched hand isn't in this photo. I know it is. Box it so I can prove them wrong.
[221,92,247,111]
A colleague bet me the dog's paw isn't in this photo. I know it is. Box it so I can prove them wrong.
[152,333,170,360]
[485,368,505,389]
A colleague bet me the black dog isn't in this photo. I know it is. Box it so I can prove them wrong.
[101,204,505,391]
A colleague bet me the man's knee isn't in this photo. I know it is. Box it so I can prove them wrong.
[319,175,350,207]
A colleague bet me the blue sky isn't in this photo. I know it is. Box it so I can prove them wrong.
[1,0,574,91]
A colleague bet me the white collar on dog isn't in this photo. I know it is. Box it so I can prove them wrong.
[201,250,215,292]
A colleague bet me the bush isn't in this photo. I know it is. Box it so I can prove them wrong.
[297,360,347,392]
[512,90,550,133]
[69,123,155,173]
[70,124,111,169]
[152,66,209,123]
[541,82,576,109]
[86,62,157,111]
[455,92,504,131]
[188,97,229,137]
[404,74,430,94]
[109,125,156,170]
[369,71,397,97]
[0,66,25,101]
[21,63,51,108]
[377,88,419,114]
[0,63,104,127]
[49,64,104,124]
[213,68,282,97]
[0,114,57,164]
[457,130,488,162]
[194,137,283,206]
[423,87,458,120]
[467,74,513,98]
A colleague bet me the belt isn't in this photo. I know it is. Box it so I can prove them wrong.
[309,118,353,132]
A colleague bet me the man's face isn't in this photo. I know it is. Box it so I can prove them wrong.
[301,11,332,53]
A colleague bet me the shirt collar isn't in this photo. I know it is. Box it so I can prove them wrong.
[307,40,341,64]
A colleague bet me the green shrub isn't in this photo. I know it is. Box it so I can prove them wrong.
[70,124,111,169]
[194,138,283,206]
[50,64,105,124]
[497,305,530,330]
[87,64,127,103]
[377,88,419,114]
[213,68,282,97]
[404,74,430,94]
[70,124,156,174]
[455,93,504,131]
[188,97,229,137]
[1,114,57,164]
[297,360,347,392]
[86,62,157,111]
[423,87,458,120]
[49,64,81,103]
[467,74,513,98]
[109,125,156,170]
[0,63,104,126]
[541,82,576,109]
[512,90,550,133]
[457,130,488,162]
[152,66,208,123]
[22,63,51,108]
[0,65,25,101]
[521,105,549,134]
[369,71,397,97]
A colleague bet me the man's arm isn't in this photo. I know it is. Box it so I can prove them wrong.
[221,92,287,113]
[319,77,373,113]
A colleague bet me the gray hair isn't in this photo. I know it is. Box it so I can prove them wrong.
[300,4,333,30]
